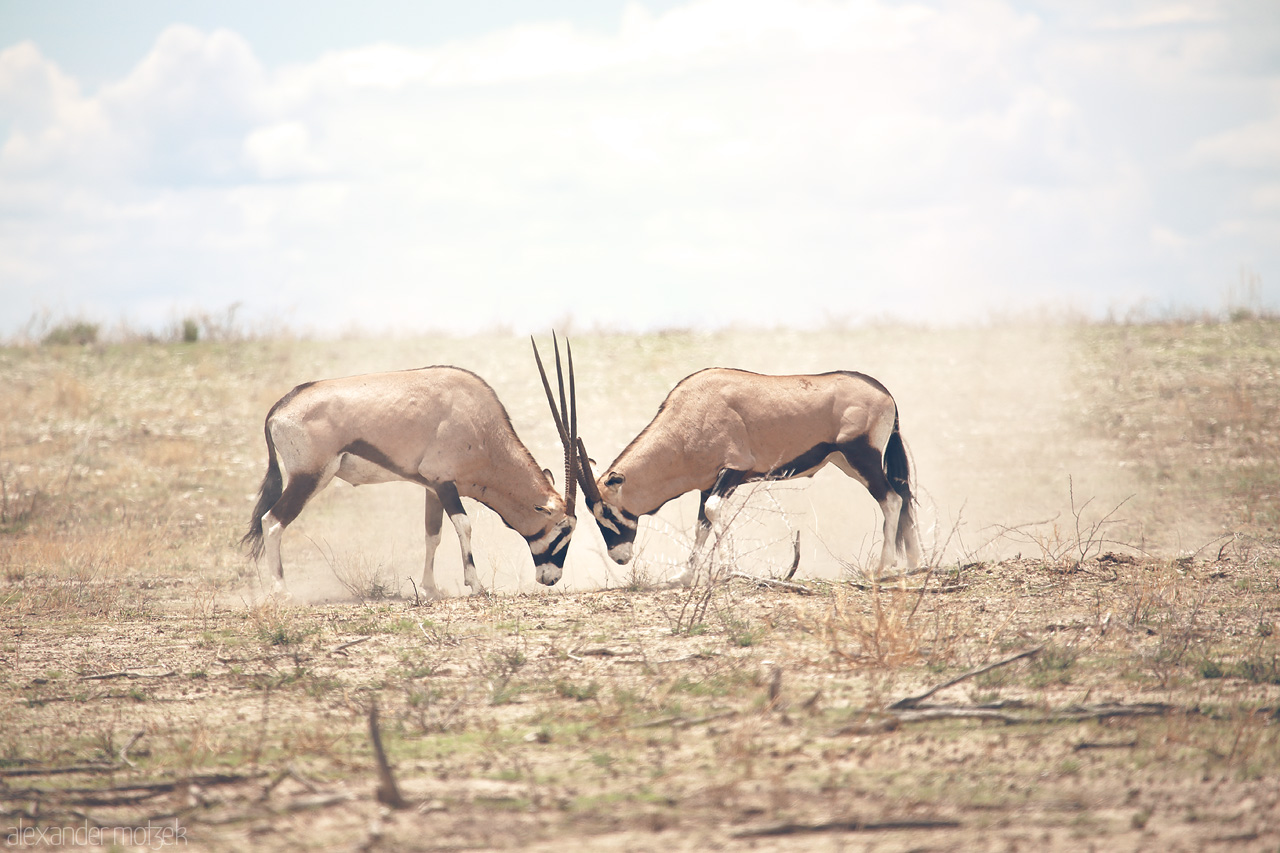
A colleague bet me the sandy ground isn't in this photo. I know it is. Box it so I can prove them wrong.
[2,322,1277,850]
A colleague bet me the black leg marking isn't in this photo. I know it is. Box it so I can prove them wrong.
[424,489,444,538]
[435,482,467,522]
[839,435,891,501]
[434,481,476,568]
[699,468,748,527]
[270,473,321,528]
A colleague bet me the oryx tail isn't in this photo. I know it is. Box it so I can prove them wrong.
[884,412,915,552]
[242,393,294,561]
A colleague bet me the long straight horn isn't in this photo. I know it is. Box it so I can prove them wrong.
[577,437,601,506]
[562,337,577,517]
[563,338,601,507]
[531,335,577,517]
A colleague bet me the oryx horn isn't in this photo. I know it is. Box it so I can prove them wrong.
[532,333,581,516]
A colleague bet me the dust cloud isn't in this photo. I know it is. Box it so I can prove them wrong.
[256,327,1150,602]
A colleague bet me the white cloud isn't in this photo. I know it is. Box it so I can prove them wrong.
[243,121,328,179]
[1,1,1278,336]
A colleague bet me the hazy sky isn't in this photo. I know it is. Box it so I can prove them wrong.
[1,0,1277,337]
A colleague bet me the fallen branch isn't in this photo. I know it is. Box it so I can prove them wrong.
[736,816,961,837]
[844,566,936,590]
[571,646,629,658]
[0,763,119,778]
[0,773,264,806]
[80,669,176,682]
[630,710,737,730]
[890,647,1043,710]
[728,572,814,595]
[833,701,1179,736]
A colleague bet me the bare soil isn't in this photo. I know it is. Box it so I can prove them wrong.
[1,322,1278,851]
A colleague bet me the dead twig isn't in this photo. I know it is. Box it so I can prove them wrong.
[368,701,408,809]
[1073,739,1138,751]
[330,636,373,656]
[784,530,801,581]
[118,730,145,770]
[890,647,1043,710]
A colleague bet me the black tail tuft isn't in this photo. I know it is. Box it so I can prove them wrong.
[883,412,915,550]
[242,422,282,561]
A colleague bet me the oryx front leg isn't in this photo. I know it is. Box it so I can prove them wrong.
[672,490,721,588]
[420,488,447,599]
[436,482,484,595]
[673,471,745,588]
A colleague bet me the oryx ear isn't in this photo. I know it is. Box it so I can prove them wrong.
[543,468,555,485]
[605,471,625,487]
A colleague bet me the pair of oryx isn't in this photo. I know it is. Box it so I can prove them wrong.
[243,338,922,596]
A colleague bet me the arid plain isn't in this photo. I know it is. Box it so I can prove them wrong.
[2,321,1278,851]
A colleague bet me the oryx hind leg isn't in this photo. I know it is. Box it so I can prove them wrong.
[831,439,900,577]
[420,487,447,599]
[262,463,337,592]
[435,482,484,595]
[898,499,922,570]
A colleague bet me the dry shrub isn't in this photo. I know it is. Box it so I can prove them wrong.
[0,530,154,617]
[810,584,944,668]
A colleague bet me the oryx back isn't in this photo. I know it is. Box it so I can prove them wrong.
[268,367,531,493]
[587,366,920,577]
[615,368,901,513]
[243,364,576,597]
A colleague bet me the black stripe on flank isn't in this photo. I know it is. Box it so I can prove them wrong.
[729,436,892,502]
[341,439,431,486]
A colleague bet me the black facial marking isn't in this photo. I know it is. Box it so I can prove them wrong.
[604,503,638,527]
[531,525,571,563]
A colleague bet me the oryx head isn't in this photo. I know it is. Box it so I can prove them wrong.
[589,467,640,564]
[533,334,638,565]
[529,333,586,584]
[526,489,574,585]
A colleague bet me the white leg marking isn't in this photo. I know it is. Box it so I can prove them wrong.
[449,512,483,594]
[420,491,446,599]
[877,491,903,577]
[900,504,922,570]
[263,513,285,582]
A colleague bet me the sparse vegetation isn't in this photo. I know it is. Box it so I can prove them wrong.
[0,322,1277,850]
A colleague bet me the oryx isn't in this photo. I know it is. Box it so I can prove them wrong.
[242,363,580,597]
[549,360,922,584]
